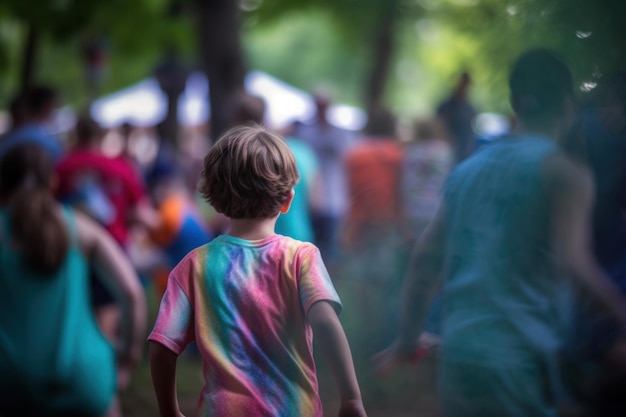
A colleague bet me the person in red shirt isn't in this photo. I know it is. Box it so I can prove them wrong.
[56,116,153,344]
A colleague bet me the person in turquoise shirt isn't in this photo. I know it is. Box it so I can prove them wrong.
[275,134,320,243]
[376,50,626,416]
[0,144,146,417]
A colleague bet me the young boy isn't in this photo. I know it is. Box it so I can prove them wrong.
[148,125,366,417]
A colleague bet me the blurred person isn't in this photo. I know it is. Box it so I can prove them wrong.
[6,93,28,132]
[344,106,403,249]
[0,86,64,162]
[401,117,453,242]
[563,72,626,416]
[56,116,153,346]
[437,71,477,163]
[0,144,146,417]
[296,89,356,263]
[117,121,140,167]
[343,106,405,350]
[375,49,626,417]
[148,125,366,417]
[145,158,213,298]
[276,121,321,243]
[400,117,453,348]
[230,90,266,126]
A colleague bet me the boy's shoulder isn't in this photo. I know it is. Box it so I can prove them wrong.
[273,234,321,257]
[170,235,323,280]
[206,234,323,268]
[169,243,211,281]
[207,233,318,252]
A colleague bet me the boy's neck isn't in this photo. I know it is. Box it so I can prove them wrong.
[227,216,277,241]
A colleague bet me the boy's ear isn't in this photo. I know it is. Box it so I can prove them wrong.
[280,189,295,214]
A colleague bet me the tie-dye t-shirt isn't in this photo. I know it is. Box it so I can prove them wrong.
[148,234,342,417]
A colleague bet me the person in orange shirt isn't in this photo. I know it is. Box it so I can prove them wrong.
[343,106,405,350]
[344,106,404,248]
[145,159,213,298]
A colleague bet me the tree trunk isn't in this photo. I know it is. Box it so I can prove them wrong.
[20,25,38,94]
[364,5,396,113]
[154,52,188,150]
[195,0,246,143]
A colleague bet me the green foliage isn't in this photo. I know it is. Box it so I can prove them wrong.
[0,0,194,107]
[2,0,624,118]
[243,10,368,104]
[434,0,626,106]
[247,0,626,116]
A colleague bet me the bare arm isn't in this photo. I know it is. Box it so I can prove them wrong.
[374,207,447,375]
[130,199,162,231]
[398,208,447,345]
[76,211,147,366]
[547,153,626,324]
[308,301,367,417]
[149,342,184,417]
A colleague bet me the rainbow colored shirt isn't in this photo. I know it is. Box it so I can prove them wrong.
[148,234,342,417]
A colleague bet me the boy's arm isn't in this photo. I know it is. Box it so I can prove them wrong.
[547,153,626,324]
[150,342,185,417]
[308,301,367,417]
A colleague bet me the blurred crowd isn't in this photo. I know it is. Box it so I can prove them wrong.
[1,48,626,417]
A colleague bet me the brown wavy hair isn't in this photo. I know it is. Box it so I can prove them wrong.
[199,124,299,219]
[0,144,69,275]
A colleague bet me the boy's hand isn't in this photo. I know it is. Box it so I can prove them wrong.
[338,399,367,417]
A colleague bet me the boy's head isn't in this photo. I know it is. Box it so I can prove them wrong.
[199,124,299,219]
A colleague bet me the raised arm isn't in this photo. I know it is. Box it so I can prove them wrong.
[546,153,626,324]
[374,206,447,375]
[308,301,367,417]
[75,211,147,374]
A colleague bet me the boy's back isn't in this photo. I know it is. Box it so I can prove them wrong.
[149,234,341,416]
[149,125,365,417]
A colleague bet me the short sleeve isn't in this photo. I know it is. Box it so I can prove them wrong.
[148,269,195,355]
[297,244,342,317]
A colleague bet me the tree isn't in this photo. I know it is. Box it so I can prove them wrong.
[436,0,626,100]
[0,0,187,98]
[247,0,422,114]
[194,0,246,141]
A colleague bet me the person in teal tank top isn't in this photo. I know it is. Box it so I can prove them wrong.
[0,144,147,417]
[375,50,626,416]
[275,136,320,243]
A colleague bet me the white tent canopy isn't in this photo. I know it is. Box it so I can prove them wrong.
[91,71,366,131]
